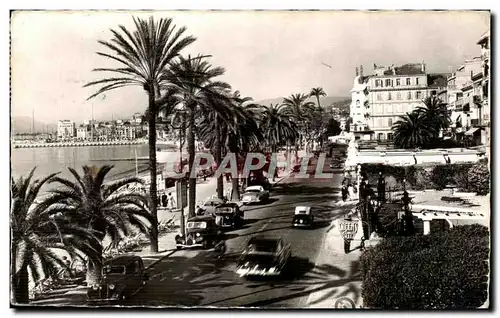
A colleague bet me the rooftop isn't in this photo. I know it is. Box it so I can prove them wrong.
[383,63,426,76]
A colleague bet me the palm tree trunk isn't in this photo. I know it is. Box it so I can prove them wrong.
[215,117,224,199]
[14,262,29,304]
[231,148,240,202]
[316,96,321,109]
[187,106,196,218]
[85,258,102,287]
[148,89,159,253]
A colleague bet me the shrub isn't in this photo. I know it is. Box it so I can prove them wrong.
[467,162,490,195]
[376,203,402,238]
[412,168,433,190]
[360,224,490,309]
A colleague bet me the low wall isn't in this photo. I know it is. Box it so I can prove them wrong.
[351,149,483,166]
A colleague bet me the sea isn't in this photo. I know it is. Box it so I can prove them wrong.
[10,144,179,184]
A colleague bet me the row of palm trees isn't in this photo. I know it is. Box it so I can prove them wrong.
[392,96,451,149]
[11,16,333,304]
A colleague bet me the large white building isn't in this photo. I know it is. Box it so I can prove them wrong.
[349,63,447,141]
[57,120,75,140]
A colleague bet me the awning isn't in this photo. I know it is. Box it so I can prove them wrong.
[465,127,479,136]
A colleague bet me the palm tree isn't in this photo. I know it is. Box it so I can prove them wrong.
[225,104,263,201]
[310,87,327,109]
[415,96,451,139]
[11,168,101,304]
[282,93,316,153]
[261,103,299,153]
[162,55,233,217]
[49,165,152,285]
[392,112,436,149]
[84,16,195,253]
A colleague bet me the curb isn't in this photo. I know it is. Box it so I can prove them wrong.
[144,249,178,271]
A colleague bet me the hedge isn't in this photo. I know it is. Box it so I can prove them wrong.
[360,224,490,309]
[361,162,489,194]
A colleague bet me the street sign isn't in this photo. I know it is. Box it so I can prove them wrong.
[338,219,359,240]
[176,180,187,210]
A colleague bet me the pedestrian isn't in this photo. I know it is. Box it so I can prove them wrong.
[377,172,386,203]
[341,180,348,202]
[161,192,167,208]
[167,192,176,210]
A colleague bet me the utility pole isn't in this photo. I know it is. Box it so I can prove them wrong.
[32,108,34,134]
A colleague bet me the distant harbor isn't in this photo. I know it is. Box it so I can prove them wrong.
[12,139,148,149]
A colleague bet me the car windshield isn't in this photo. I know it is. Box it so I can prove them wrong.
[241,253,276,266]
[103,265,126,275]
[187,221,207,229]
[216,207,233,213]
[247,241,278,253]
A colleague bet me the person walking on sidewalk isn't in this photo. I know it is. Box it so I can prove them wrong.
[161,192,167,208]
[341,180,348,202]
[166,192,176,210]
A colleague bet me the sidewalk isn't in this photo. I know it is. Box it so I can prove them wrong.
[305,201,364,309]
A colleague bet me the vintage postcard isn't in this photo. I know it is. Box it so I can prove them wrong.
[10,10,491,309]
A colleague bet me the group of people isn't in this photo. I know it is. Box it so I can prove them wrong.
[340,171,387,203]
[159,192,176,210]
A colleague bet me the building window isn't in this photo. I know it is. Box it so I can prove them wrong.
[388,92,392,100]
[356,100,360,106]
[416,91,422,99]
[377,133,384,141]
[406,78,411,85]
[375,79,381,87]
[416,77,419,85]
[407,91,412,100]
[396,92,401,100]
[396,78,401,86]
[385,79,392,87]
[387,133,393,141]
[388,118,393,126]
[376,93,382,101]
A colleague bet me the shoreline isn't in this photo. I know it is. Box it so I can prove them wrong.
[13,140,148,149]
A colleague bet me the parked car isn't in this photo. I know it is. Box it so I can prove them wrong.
[175,215,222,249]
[215,202,244,230]
[292,206,314,228]
[236,236,292,277]
[241,185,270,205]
[247,176,271,191]
[199,197,226,216]
[87,255,149,303]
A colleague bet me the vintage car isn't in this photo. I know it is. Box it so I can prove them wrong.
[241,185,270,205]
[247,176,271,191]
[236,236,292,277]
[199,197,226,216]
[87,255,149,303]
[292,206,314,228]
[214,202,244,229]
[175,215,222,249]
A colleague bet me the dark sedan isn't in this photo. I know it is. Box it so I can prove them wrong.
[236,236,291,277]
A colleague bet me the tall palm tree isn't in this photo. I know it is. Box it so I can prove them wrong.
[11,168,101,304]
[225,105,263,201]
[261,103,299,152]
[84,16,195,253]
[282,93,316,154]
[49,165,152,285]
[392,112,436,149]
[415,96,451,139]
[162,55,233,217]
[310,87,327,109]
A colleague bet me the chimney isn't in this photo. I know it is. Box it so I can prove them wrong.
[422,61,426,73]
[355,67,359,77]
[360,65,363,77]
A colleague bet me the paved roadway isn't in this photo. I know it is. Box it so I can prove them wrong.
[127,156,348,308]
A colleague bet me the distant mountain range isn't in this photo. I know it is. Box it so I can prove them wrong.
[256,96,351,112]
[11,116,58,134]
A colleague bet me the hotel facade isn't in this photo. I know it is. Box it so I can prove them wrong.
[349,63,447,141]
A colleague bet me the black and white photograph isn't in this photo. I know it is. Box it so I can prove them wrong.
[9,9,491,309]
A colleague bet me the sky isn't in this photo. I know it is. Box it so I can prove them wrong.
[10,10,490,125]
